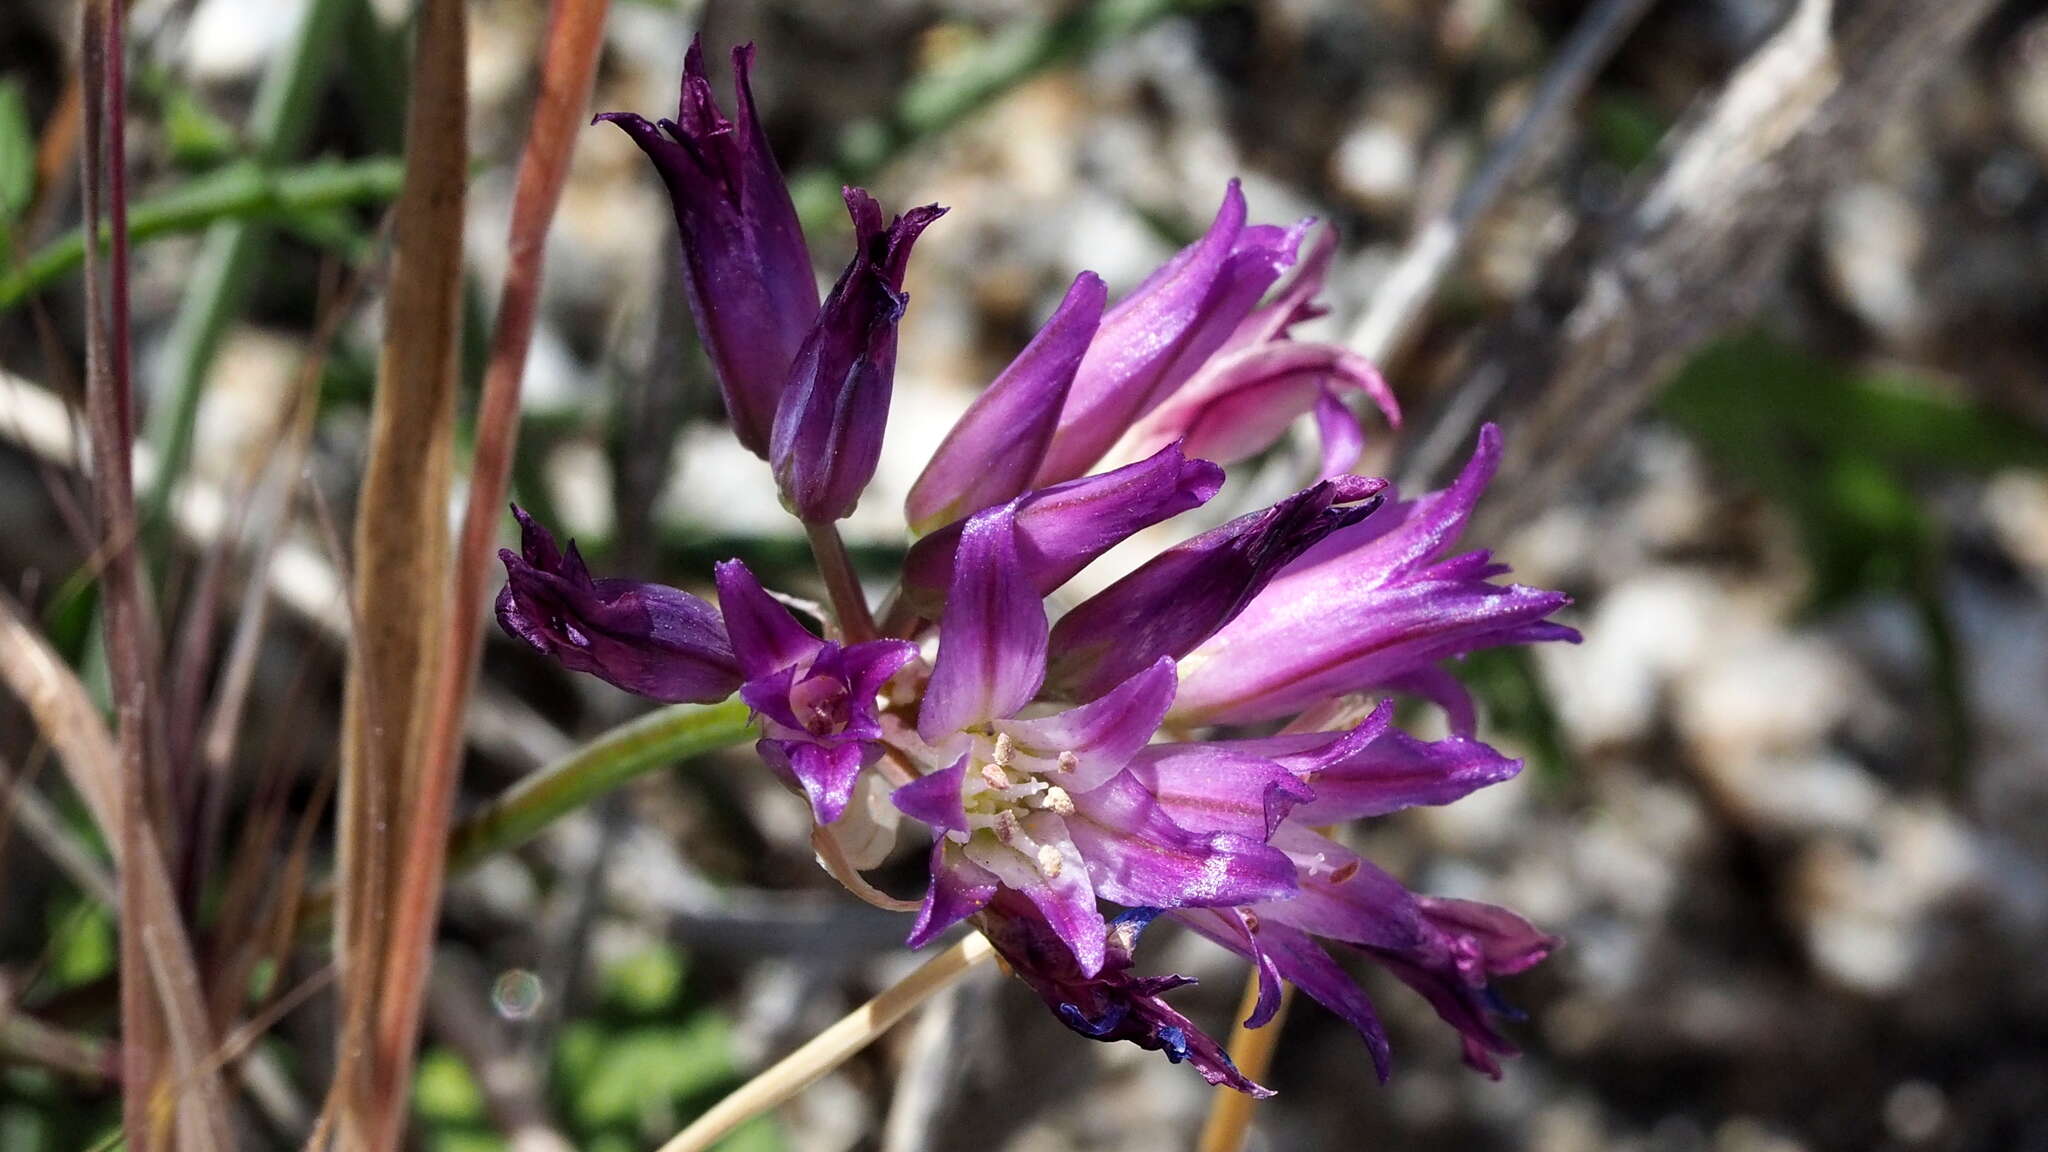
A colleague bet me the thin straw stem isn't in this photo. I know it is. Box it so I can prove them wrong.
[655,933,996,1152]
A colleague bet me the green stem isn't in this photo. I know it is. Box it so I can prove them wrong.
[446,697,756,872]
[0,156,403,309]
[294,698,755,939]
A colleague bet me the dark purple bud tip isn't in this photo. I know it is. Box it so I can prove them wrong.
[771,189,947,522]
[600,37,819,458]
[494,506,741,703]
[1047,475,1388,700]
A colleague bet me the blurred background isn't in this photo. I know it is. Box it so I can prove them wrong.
[2,0,2047,1149]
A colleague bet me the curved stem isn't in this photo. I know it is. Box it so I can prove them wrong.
[656,932,996,1152]
[446,696,755,871]
[296,698,756,936]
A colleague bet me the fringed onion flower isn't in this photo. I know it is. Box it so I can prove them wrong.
[498,40,1578,1098]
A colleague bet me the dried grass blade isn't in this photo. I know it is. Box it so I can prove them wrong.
[332,0,469,1142]
[375,0,609,1137]
[0,592,231,1149]
[76,5,194,1146]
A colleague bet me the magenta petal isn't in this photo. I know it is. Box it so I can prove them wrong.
[1172,572,1574,725]
[907,273,1107,533]
[840,638,917,702]
[1172,426,1581,724]
[1047,475,1386,701]
[1066,771,1298,909]
[919,504,1048,740]
[905,840,999,949]
[1289,731,1519,822]
[779,739,869,825]
[892,756,969,834]
[973,813,1106,974]
[1417,896,1560,978]
[997,657,1177,792]
[1315,384,1366,479]
[1179,908,1393,1081]
[596,41,817,456]
[1226,908,1287,1028]
[714,559,825,677]
[901,442,1223,616]
[1384,665,1479,737]
[1227,222,1336,350]
[1253,826,1422,952]
[1114,343,1397,473]
[1035,182,1308,483]
[495,508,740,702]
[1362,898,1558,1080]
[771,188,946,522]
[1297,422,1506,587]
[1125,743,1314,840]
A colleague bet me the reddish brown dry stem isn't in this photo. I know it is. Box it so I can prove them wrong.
[366,0,612,1145]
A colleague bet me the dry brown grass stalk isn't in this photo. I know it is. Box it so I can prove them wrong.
[330,0,469,1142]
[369,1,611,1144]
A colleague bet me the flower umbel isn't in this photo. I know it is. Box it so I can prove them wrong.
[503,40,1576,1099]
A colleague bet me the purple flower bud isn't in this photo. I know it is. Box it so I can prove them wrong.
[899,441,1223,617]
[1034,182,1312,484]
[495,507,740,702]
[771,188,945,523]
[715,560,916,823]
[597,40,818,456]
[1110,342,1398,474]
[1365,897,1559,1078]
[1046,475,1387,702]
[1171,426,1579,725]
[983,900,1274,1096]
[906,273,1107,534]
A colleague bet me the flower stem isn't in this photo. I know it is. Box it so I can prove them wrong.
[805,520,879,643]
[293,697,756,938]
[655,932,996,1152]
[1196,978,1297,1152]
[445,697,755,872]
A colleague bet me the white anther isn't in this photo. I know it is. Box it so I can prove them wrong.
[992,810,1022,845]
[1036,844,1065,880]
[979,761,1011,790]
[1040,785,1075,816]
[1055,750,1079,774]
[991,732,1016,768]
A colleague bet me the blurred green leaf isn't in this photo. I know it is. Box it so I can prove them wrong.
[1452,646,1575,795]
[1590,91,1665,174]
[0,80,33,233]
[1660,330,2048,605]
[601,945,688,1015]
[1660,331,2025,789]
[49,899,115,988]
[415,1047,488,1123]
[162,88,240,168]
[556,1013,737,1131]
[0,156,404,309]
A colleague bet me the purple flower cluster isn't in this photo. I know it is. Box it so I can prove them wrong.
[500,40,1576,1095]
